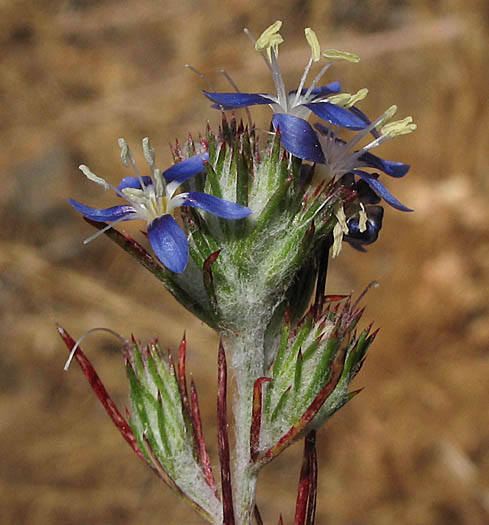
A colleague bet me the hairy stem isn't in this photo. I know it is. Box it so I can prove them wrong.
[223,322,267,524]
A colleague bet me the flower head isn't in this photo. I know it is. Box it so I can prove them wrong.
[313,106,415,255]
[203,21,368,162]
[69,138,251,273]
[315,104,416,212]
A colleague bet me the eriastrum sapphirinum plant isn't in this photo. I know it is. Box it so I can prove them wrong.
[61,20,415,525]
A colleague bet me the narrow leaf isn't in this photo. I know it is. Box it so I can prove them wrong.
[57,325,146,463]
[83,219,215,327]
[250,377,273,461]
[258,350,345,466]
[177,333,190,418]
[203,249,222,321]
[190,379,219,499]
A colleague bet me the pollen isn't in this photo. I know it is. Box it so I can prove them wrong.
[346,88,369,108]
[305,28,321,62]
[332,205,349,258]
[255,20,283,53]
[322,49,360,63]
[359,204,368,233]
[381,116,417,138]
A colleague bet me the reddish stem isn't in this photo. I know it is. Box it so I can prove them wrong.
[254,504,264,525]
[305,431,318,525]
[218,341,235,525]
[294,430,317,525]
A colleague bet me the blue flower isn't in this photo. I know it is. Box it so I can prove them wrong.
[315,104,417,212]
[202,21,368,163]
[69,138,251,273]
[345,205,384,252]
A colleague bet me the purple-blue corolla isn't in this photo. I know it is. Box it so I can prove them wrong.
[69,138,251,273]
[202,22,368,163]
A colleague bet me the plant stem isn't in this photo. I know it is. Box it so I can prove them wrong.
[223,322,267,524]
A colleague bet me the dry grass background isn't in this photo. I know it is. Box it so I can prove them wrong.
[1,0,488,523]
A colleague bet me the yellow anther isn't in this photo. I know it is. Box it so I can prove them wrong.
[121,187,146,202]
[255,20,283,52]
[381,116,417,137]
[332,205,349,258]
[345,88,368,108]
[327,93,352,107]
[322,49,360,63]
[359,204,368,233]
[79,164,110,190]
[305,28,321,62]
[376,104,398,128]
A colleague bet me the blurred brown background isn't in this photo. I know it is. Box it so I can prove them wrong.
[1,1,488,523]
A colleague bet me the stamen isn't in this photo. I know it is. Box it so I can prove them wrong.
[345,88,368,108]
[244,27,273,73]
[185,64,216,91]
[305,28,321,62]
[63,327,129,371]
[142,137,155,170]
[322,49,360,63]
[359,203,368,233]
[166,179,182,200]
[352,280,379,310]
[381,116,417,137]
[118,138,149,194]
[79,165,124,197]
[167,192,186,214]
[326,93,352,107]
[292,56,313,108]
[83,215,129,244]
[243,27,256,46]
[336,105,398,163]
[376,104,398,129]
[79,165,110,190]
[255,20,283,53]
[291,28,321,107]
[332,205,349,258]
[219,69,253,127]
[153,169,165,199]
[303,62,333,100]
[219,69,240,92]
[269,49,288,110]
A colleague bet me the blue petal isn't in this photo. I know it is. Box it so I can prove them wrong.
[354,178,381,205]
[181,192,251,219]
[308,81,342,97]
[305,102,368,130]
[272,114,325,163]
[203,91,275,108]
[288,81,342,98]
[147,215,189,273]
[346,205,384,245]
[69,199,136,222]
[314,122,344,143]
[347,106,380,139]
[211,103,240,111]
[118,176,153,192]
[358,151,410,178]
[346,219,380,245]
[163,153,210,185]
[352,171,413,212]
